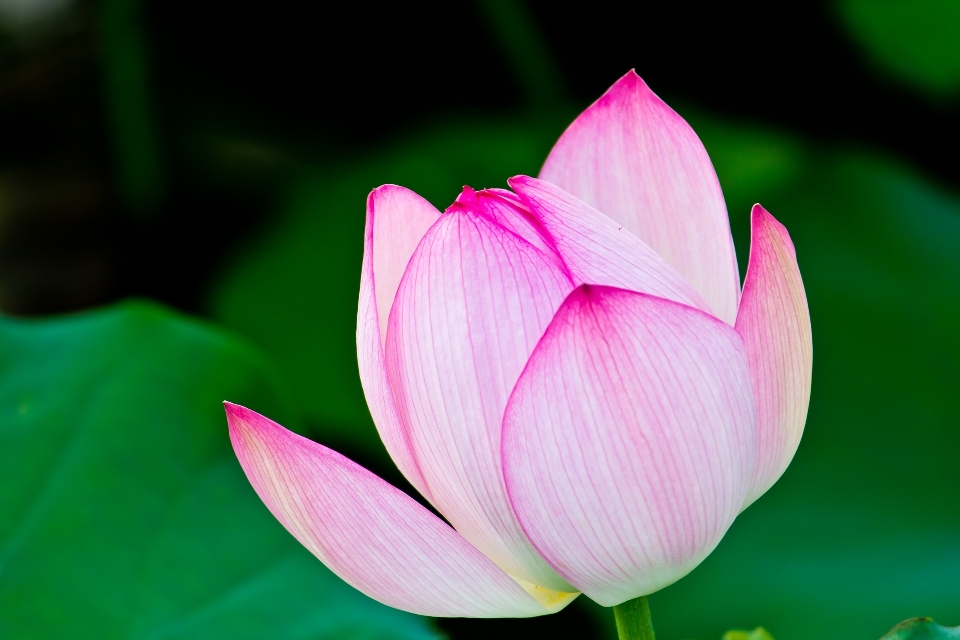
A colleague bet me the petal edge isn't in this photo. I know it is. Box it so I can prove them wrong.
[502,286,756,605]
[539,70,740,324]
[226,402,555,618]
[385,207,576,593]
[509,175,712,314]
[357,185,439,498]
[735,205,812,507]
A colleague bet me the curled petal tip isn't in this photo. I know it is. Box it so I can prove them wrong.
[366,183,408,205]
[751,203,775,224]
[447,185,479,213]
[751,204,796,257]
[368,184,392,196]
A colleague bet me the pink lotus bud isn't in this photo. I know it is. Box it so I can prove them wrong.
[226,70,812,616]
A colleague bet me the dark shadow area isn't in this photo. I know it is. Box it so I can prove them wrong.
[2,0,956,318]
[436,599,605,640]
[530,0,959,189]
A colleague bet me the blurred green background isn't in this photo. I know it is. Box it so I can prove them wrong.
[0,1,958,638]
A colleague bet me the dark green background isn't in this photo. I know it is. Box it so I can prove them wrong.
[1,1,958,638]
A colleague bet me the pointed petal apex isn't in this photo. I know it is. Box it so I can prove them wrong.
[539,71,740,324]
[225,403,554,618]
[736,205,812,507]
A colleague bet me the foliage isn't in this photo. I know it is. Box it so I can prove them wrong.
[835,0,960,99]
[0,301,439,640]
[880,618,960,640]
[723,628,775,640]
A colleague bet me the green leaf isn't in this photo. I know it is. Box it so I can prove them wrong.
[208,112,573,463]
[723,628,775,640]
[835,0,960,99]
[0,301,439,639]
[881,618,960,640]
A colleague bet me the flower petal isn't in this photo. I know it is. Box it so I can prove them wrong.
[369,186,443,346]
[502,286,757,606]
[450,186,562,268]
[735,205,812,507]
[357,185,439,498]
[385,205,576,593]
[539,70,740,324]
[508,175,711,313]
[226,402,562,617]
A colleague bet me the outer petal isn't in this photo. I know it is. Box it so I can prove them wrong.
[502,286,757,606]
[357,185,439,497]
[509,175,712,314]
[226,402,563,617]
[735,205,812,507]
[539,70,740,324]
[385,207,577,593]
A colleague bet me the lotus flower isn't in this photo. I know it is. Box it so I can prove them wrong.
[226,70,812,618]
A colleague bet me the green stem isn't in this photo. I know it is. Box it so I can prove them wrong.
[613,596,656,640]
